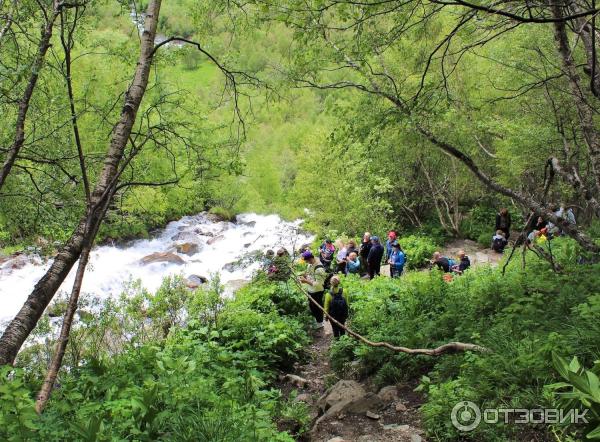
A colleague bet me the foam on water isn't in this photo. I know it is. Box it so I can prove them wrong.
[0,213,313,326]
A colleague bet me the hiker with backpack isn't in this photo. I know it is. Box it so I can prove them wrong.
[495,208,512,240]
[491,230,508,253]
[367,236,385,279]
[319,239,336,271]
[299,250,328,329]
[388,241,406,278]
[324,275,349,338]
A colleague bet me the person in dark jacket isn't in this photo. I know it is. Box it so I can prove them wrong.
[359,232,371,275]
[367,236,385,279]
[452,250,470,274]
[431,251,451,273]
[495,208,512,240]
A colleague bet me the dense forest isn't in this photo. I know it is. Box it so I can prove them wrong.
[1,0,600,440]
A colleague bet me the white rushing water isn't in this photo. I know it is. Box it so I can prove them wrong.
[0,213,313,326]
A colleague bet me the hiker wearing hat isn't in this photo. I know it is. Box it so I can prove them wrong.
[388,241,406,278]
[367,236,385,279]
[299,250,327,329]
[385,231,397,261]
[319,239,336,271]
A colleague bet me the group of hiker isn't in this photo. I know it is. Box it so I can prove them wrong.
[491,205,577,253]
[262,204,581,339]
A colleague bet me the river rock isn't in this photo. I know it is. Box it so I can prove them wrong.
[378,385,399,403]
[185,275,208,288]
[242,220,256,228]
[170,231,198,242]
[140,252,185,265]
[222,261,239,272]
[207,234,224,245]
[176,242,199,255]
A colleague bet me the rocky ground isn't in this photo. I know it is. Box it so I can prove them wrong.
[277,240,504,441]
[279,323,426,442]
[440,238,503,267]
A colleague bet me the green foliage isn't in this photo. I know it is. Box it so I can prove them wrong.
[400,234,439,269]
[0,278,311,441]
[329,238,600,440]
[546,354,600,440]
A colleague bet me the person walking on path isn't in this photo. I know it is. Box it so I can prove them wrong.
[388,241,406,278]
[324,275,349,338]
[495,208,512,240]
[367,236,385,279]
[299,250,327,329]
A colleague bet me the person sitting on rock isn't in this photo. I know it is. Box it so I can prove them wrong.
[452,250,470,274]
[324,275,349,338]
[491,230,508,253]
[345,252,361,275]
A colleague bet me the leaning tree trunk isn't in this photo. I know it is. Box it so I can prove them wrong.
[35,244,91,413]
[0,0,163,366]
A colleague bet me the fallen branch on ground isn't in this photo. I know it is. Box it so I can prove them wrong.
[290,274,489,356]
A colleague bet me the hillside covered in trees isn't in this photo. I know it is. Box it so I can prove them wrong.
[1,0,600,441]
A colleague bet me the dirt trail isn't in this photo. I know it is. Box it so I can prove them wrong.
[282,323,426,442]
[440,238,503,267]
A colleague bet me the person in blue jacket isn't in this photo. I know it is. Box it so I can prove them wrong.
[388,241,406,278]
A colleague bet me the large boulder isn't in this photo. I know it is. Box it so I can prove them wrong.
[176,242,199,256]
[185,274,208,288]
[140,252,185,265]
[316,380,384,423]
[317,380,365,413]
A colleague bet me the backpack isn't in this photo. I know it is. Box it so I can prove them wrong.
[492,237,506,252]
[315,264,334,290]
[328,288,348,321]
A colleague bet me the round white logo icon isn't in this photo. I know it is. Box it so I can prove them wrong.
[451,401,481,432]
